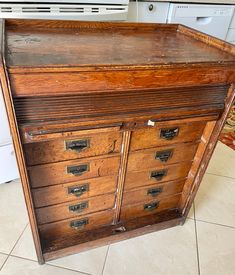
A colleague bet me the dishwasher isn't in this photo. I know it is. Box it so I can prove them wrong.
[167,3,234,40]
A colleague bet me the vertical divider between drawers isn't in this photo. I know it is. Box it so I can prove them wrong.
[114,130,132,223]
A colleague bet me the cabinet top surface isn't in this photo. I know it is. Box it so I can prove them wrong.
[3,19,235,71]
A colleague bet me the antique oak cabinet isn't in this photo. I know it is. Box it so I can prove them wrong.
[1,19,235,264]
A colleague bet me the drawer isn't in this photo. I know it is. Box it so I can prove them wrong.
[130,121,205,151]
[28,155,120,188]
[32,175,118,208]
[24,129,122,165]
[36,193,116,225]
[39,209,115,240]
[120,194,181,221]
[127,142,198,172]
[124,162,192,190]
[122,179,185,206]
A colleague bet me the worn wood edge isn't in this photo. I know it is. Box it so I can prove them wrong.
[180,83,235,218]
[178,24,235,56]
[0,19,44,264]
[179,120,216,213]
[43,214,183,261]
[114,131,131,223]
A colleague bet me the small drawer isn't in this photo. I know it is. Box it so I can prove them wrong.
[28,155,120,188]
[130,121,205,151]
[122,179,185,206]
[24,128,122,165]
[32,175,118,208]
[36,193,116,224]
[39,209,115,241]
[120,194,181,221]
[124,162,192,191]
[127,142,198,172]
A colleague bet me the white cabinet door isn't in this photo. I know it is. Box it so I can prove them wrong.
[128,1,169,23]
[0,86,12,145]
[0,144,19,184]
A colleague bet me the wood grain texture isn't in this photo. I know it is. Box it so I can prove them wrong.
[1,19,235,263]
[127,142,199,171]
[130,120,206,151]
[120,194,181,221]
[24,129,122,165]
[13,85,227,123]
[122,180,185,205]
[36,193,116,225]
[32,175,118,208]
[28,155,120,188]
[124,162,192,190]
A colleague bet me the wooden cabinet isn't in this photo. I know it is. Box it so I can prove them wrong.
[1,19,235,264]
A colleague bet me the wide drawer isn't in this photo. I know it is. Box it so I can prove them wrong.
[127,142,198,172]
[120,194,181,221]
[39,209,115,240]
[32,175,118,208]
[124,162,192,190]
[28,155,120,188]
[122,179,185,206]
[36,193,116,225]
[130,120,205,151]
[24,128,122,166]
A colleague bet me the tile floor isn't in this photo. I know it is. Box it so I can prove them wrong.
[0,141,235,275]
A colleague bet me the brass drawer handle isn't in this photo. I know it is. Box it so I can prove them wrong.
[147,187,163,197]
[68,184,89,197]
[144,201,159,211]
[160,127,179,140]
[150,169,167,181]
[65,139,90,152]
[155,149,173,162]
[67,164,89,176]
[69,201,88,213]
[70,218,89,230]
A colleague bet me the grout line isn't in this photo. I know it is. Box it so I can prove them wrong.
[101,244,110,275]
[46,262,92,275]
[193,204,201,275]
[194,219,235,229]
[0,252,8,256]
[8,255,92,275]
[0,223,28,272]
[206,172,235,180]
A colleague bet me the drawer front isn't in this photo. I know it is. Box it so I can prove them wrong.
[24,130,122,166]
[127,142,198,172]
[122,180,185,206]
[120,194,181,221]
[28,156,120,188]
[130,121,205,151]
[124,162,192,190]
[32,175,118,208]
[36,193,116,225]
[39,209,115,240]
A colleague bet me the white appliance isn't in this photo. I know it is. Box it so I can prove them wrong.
[167,3,234,40]
[0,88,19,184]
[226,10,235,44]
[0,0,129,21]
[128,1,169,23]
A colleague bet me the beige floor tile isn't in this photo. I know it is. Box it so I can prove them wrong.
[206,141,235,178]
[197,221,235,275]
[103,219,198,275]
[11,222,107,275]
[195,173,235,227]
[49,246,108,275]
[0,253,7,270]
[0,256,86,275]
[0,180,28,254]
[11,225,37,261]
